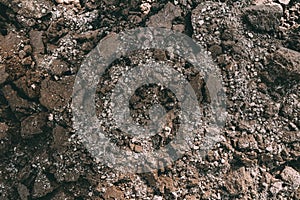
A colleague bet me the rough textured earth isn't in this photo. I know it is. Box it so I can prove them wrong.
[0,0,299,199]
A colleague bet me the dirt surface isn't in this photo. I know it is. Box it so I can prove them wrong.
[0,0,299,199]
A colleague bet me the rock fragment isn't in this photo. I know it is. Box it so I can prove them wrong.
[281,166,300,188]
[1,85,35,116]
[21,112,47,138]
[269,181,283,195]
[0,32,22,57]
[147,2,182,29]
[54,168,80,182]
[252,0,269,5]
[14,76,39,99]
[157,176,175,193]
[237,134,258,150]
[48,59,69,76]
[189,73,205,103]
[130,143,143,153]
[128,15,143,25]
[295,187,300,200]
[140,2,151,15]
[172,24,185,33]
[40,76,74,110]
[0,123,8,138]
[286,29,300,52]
[56,0,80,5]
[208,45,223,58]
[21,57,33,66]
[273,47,300,79]
[33,173,54,198]
[279,0,290,5]
[0,0,53,19]
[52,125,69,150]
[184,195,198,200]
[0,122,10,154]
[17,183,30,200]
[153,195,163,200]
[225,167,253,195]
[51,191,73,200]
[29,30,45,56]
[103,186,124,200]
[243,4,283,32]
[281,131,300,143]
[0,65,8,85]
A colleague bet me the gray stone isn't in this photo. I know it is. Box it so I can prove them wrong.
[243,4,283,32]
[147,2,182,29]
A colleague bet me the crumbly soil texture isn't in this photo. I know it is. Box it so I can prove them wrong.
[0,0,300,199]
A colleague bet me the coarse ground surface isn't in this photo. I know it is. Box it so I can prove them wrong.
[0,0,299,199]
